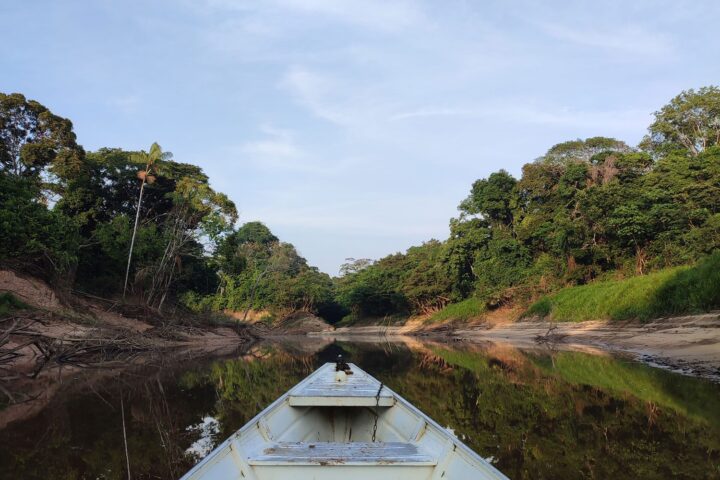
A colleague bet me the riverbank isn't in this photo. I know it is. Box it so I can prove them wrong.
[3,265,719,391]
[0,269,257,406]
[318,312,720,381]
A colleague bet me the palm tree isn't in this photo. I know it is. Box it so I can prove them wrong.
[123,143,165,299]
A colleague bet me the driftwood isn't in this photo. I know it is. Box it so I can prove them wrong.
[0,313,158,404]
[534,323,568,345]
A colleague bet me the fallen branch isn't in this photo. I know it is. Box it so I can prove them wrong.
[534,323,568,345]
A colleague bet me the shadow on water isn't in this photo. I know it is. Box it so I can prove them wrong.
[0,338,719,479]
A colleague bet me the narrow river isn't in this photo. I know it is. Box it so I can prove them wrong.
[1,338,719,479]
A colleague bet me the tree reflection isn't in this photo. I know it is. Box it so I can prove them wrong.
[0,342,718,480]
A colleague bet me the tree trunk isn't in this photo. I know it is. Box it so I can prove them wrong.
[123,179,146,299]
[635,245,647,275]
[567,255,577,272]
[157,261,175,314]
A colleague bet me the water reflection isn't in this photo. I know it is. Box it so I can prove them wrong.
[1,338,719,479]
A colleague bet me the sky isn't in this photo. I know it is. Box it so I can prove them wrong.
[2,0,719,275]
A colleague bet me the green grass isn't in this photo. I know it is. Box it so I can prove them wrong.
[426,297,486,324]
[524,252,720,322]
[650,252,720,316]
[0,292,28,316]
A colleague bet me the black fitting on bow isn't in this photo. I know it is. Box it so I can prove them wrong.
[335,355,353,374]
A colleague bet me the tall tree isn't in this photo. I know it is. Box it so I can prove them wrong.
[641,86,720,156]
[459,170,517,227]
[542,137,632,164]
[123,143,167,298]
[0,93,84,179]
[339,258,374,276]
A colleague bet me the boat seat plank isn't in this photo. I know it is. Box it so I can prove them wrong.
[289,363,394,407]
[248,441,437,466]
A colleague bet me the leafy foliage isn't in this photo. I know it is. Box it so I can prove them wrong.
[0,174,80,278]
[641,86,720,156]
[2,86,719,324]
[0,92,247,314]
[204,222,338,318]
[338,88,720,323]
[336,240,455,320]
[0,92,84,179]
[426,297,485,324]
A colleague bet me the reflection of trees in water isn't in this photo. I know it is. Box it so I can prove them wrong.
[132,376,187,478]
[75,376,192,479]
[0,365,216,479]
[1,342,719,479]
[0,346,315,479]
[395,345,720,480]
[95,373,212,479]
[203,350,315,439]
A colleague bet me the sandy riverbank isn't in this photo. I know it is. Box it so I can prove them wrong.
[317,313,720,381]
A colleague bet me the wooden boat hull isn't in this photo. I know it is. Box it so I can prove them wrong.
[180,363,508,479]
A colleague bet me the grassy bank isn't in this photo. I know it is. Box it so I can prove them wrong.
[425,297,486,324]
[525,252,720,322]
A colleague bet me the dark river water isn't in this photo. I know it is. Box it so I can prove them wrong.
[1,338,719,479]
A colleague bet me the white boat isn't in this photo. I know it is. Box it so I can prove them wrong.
[180,358,509,480]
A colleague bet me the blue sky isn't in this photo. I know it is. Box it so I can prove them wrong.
[2,0,719,274]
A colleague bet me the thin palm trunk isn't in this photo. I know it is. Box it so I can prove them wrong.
[123,178,146,299]
[157,264,174,314]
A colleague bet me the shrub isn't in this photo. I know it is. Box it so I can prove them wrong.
[0,292,28,316]
[525,297,552,318]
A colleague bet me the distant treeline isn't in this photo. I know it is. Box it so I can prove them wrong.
[335,87,720,322]
[1,87,719,324]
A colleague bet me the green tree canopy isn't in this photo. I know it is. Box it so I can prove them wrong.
[542,137,632,164]
[459,169,517,227]
[642,86,720,156]
[234,222,279,246]
[0,93,84,179]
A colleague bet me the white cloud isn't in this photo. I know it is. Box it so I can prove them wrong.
[537,21,674,58]
[237,125,311,172]
[390,103,653,130]
[241,125,301,157]
[241,139,301,158]
[280,67,350,124]
[107,94,140,114]
[389,107,476,121]
[271,0,427,32]
[198,0,427,32]
[279,60,654,134]
[235,124,358,175]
